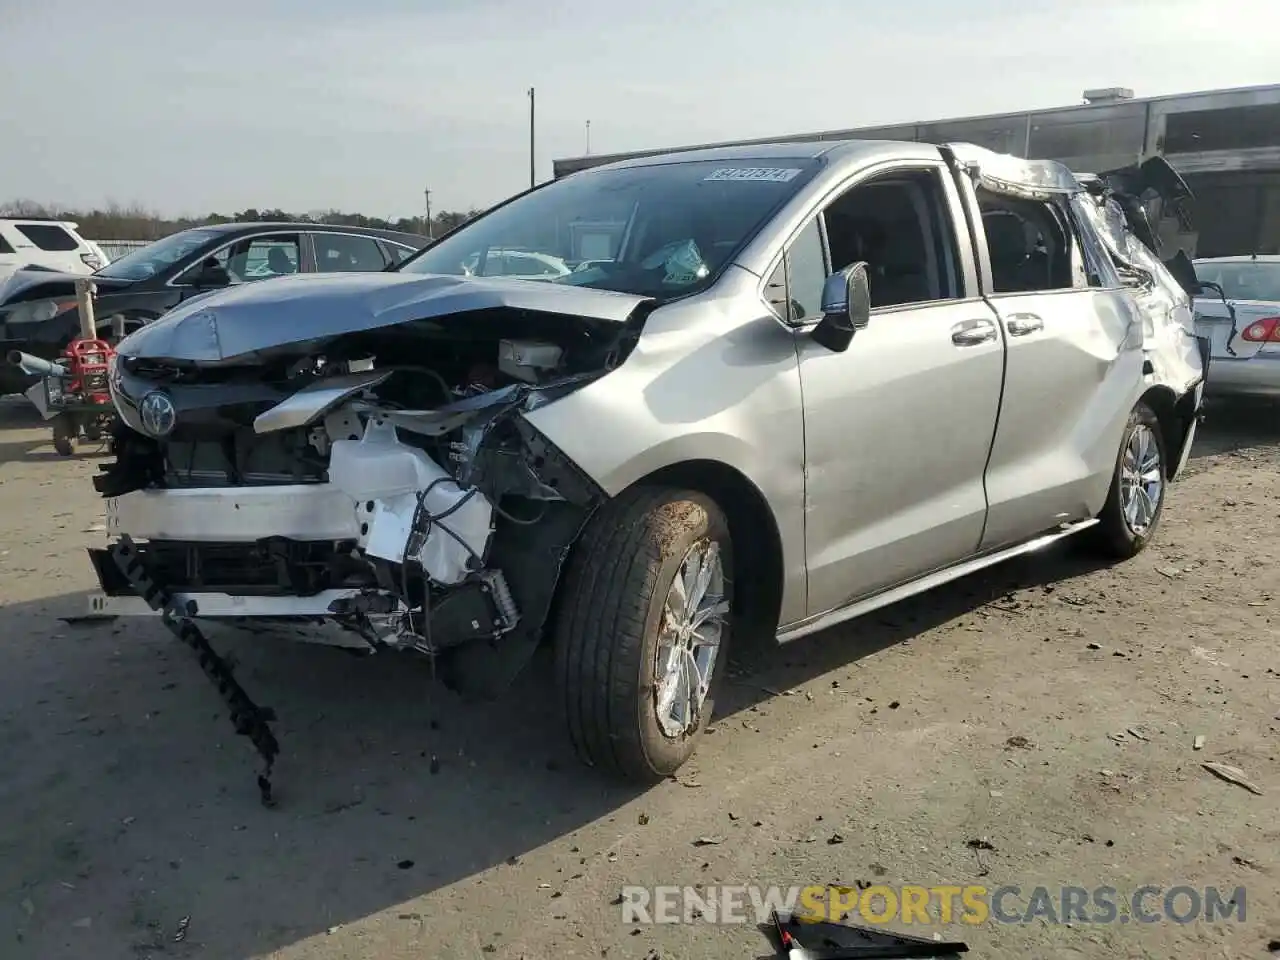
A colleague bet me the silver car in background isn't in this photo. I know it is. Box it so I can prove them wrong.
[90,139,1203,791]
[1193,254,1280,398]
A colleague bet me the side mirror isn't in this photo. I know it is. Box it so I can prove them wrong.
[811,262,871,353]
[187,260,232,289]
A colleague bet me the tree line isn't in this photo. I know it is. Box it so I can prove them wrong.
[0,199,485,241]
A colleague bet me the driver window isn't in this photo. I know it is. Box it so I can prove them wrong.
[175,234,300,285]
[766,168,963,321]
[237,236,300,279]
[823,170,962,308]
[175,243,233,285]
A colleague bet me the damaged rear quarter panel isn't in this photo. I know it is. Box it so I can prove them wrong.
[520,266,810,626]
[1070,193,1204,399]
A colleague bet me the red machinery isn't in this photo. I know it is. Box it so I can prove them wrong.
[7,336,118,456]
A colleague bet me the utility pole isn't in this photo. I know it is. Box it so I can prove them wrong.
[423,188,432,238]
[585,120,591,156]
[528,87,536,189]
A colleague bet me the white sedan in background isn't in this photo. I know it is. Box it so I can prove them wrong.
[1193,254,1280,399]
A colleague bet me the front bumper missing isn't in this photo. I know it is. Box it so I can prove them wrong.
[108,534,281,806]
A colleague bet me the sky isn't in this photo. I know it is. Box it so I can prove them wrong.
[1,0,1275,219]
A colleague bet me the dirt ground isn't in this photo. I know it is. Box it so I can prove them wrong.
[0,397,1277,960]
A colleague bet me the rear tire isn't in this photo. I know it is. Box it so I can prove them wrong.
[1086,401,1167,559]
[553,487,732,783]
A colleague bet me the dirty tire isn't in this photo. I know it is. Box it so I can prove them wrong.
[554,486,732,783]
[1086,401,1167,559]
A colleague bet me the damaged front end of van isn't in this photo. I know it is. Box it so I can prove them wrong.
[87,272,654,800]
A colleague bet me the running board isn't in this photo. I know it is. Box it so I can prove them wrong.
[775,519,1099,644]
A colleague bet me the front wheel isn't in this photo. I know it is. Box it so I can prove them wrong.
[553,487,733,783]
[1086,401,1167,559]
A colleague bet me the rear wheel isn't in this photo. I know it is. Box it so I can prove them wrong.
[1087,401,1167,558]
[554,487,732,783]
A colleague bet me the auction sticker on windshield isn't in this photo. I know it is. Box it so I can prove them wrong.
[703,167,802,183]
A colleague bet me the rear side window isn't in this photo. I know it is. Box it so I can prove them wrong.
[0,231,14,254]
[975,190,1074,294]
[314,233,388,272]
[15,223,80,252]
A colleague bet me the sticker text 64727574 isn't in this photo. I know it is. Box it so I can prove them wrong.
[702,167,802,183]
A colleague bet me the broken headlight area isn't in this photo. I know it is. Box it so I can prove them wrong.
[90,320,611,670]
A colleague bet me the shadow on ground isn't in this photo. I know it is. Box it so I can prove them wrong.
[0,539,1105,959]
[0,409,1268,958]
[1189,396,1280,460]
[0,397,112,464]
[0,396,41,424]
[0,441,110,464]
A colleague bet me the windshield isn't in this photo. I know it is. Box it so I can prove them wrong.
[94,228,223,282]
[1194,260,1280,302]
[397,158,822,298]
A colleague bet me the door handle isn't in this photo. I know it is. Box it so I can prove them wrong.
[951,318,997,346]
[1006,312,1044,336]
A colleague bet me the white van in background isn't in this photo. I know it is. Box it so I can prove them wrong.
[0,219,110,284]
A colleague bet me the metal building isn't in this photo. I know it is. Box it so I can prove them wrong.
[552,83,1280,257]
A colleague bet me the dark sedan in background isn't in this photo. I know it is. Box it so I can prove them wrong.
[0,222,428,395]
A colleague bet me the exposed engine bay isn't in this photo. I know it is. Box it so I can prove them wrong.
[82,271,661,803]
[90,310,636,686]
